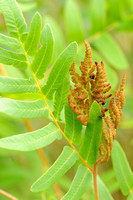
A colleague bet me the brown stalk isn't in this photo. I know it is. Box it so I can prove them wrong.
[0,189,18,200]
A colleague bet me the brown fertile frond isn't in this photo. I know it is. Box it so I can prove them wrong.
[68,40,112,125]
[68,40,126,164]
[98,74,126,163]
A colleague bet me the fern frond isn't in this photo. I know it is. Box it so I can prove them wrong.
[0,33,22,51]
[53,77,69,121]
[62,164,91,200]
[64,104,82,145]
[24,12,42,56]
[0,77,38,93]
[0,47,28,70]
[0,0,27,39]
[79,101,102,166]
[31,24,54,79]
[42,42,77,99]
[0,123,62,151]
[31,146,79,192]
[0,98,48,118]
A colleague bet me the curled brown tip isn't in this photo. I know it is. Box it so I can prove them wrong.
[89,73,95,79]
[99,113,105,118]
[95,61,98,65]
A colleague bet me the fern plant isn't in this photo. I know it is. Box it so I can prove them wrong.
[0,0,133,200]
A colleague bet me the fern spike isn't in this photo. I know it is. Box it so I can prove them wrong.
[68,40,126,163]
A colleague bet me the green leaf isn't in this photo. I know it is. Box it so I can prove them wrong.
[79,101,102,166]
[108,0,122,24]
[97,177,114,200]
[117,18,133,32]
[93,33,129,70]
[0,47,28,70]
[0,77,38,93]
[100,169,119,194]
[45,16,65,63]
[64,0,84,44]
[64,105,82,145]
[0,98,48,118]
[89,0,106,34]
[31,146,79,192]
[111,140,133,195]
[42,42,77,99]
[0,0,27,39]
[18,1,37,12]
[53,78,69,121]
[0,33,21,51]
[62,164,91,200]
[127,193,133,200]
[24,12,42,56]
[0,123,62,151]
[31,24,54,79]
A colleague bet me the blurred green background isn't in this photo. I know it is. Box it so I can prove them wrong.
[0,0,133,199]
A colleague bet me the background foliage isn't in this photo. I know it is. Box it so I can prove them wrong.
[0,0,133,199]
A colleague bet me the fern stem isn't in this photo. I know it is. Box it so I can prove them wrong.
[0,189,18,200]
[21,43,93,173]
[93,163,99,200]
[53,183,63,200]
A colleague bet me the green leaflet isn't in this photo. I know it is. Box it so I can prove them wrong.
[0,123,62,151]
[0,47,28,70]
[119,0,132,16]
[97,177,114,200]
[0,0,27,39]
[0,77,38,93]
[24,12,42,56]
[108,0,131,24]
[79,101,102,166]
[31,146,79,192]
[117,18,133,31]
[45,16,65,63]
[42,42,77,99]
[0,98,48,119]
[62,164,91,200]
[100,169,119,194]
[64,0,84,44]
[0,33,21,51]
[53,78,70,121]
[64,105,82,145]
[93,33,129,70]
[111,140,133,195]
[127,193,133,200]
[89,0,106,35]
[31,24,54,79]
[108,0,122,24]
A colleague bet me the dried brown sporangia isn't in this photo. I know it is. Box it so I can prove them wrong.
[68,40,126,163]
